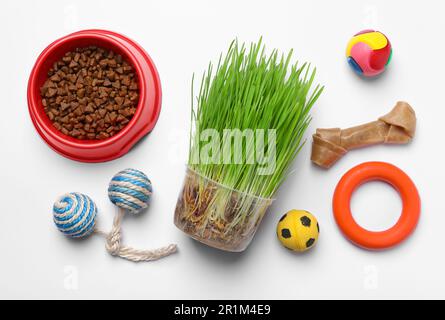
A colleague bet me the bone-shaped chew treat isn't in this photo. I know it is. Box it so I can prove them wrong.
[311,101,416,169]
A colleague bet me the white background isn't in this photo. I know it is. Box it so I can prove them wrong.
[0,0,443,300]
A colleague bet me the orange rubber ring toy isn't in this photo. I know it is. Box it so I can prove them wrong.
[333,162,420,250]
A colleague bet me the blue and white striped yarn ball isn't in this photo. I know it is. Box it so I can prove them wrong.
[108,168,153,214]
[53,192,97,239]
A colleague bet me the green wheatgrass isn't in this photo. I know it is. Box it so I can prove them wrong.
[188,38,324,199]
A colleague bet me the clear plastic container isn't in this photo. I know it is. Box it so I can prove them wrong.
[174,167,274,252]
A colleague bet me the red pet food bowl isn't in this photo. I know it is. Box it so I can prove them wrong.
[27,29,162,162]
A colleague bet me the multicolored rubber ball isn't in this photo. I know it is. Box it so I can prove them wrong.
[346,29,392,77]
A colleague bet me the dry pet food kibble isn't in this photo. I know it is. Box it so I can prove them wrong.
[40,46,139,140]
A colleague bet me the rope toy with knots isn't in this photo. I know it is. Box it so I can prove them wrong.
[52,168,177,262]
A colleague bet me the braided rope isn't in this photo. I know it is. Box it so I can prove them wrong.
[96,208,177,262]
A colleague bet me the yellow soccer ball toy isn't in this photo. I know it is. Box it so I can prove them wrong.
[277,210,319,252]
